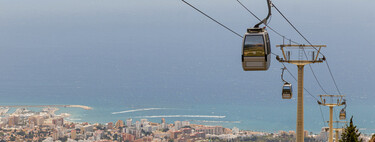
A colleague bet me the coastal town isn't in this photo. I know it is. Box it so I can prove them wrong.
[0,107,372,142]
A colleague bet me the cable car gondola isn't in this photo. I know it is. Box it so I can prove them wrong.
[339,99,347,120]
[241,0,272,71]
[282,82,293,99]
[242,28,271,71]
[280,67,293,99]
[339,109,346,120]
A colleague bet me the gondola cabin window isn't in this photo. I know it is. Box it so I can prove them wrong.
[283,86,290,91]
[243,35,265,57]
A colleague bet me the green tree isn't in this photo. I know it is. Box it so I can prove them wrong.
[9,136,15,141]
[161,128,169,132]
[182,126,191,128]
[58,136,68,142]
[26,132,33,139]
[96,126,104,130]
[340,116,363,142]
[103,134,111,140]
[17,131,26,136]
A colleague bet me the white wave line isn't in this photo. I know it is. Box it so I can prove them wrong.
[67,118,82,121]
[192,120,241,123]
[112,108,167,114]
[134,115,226,119]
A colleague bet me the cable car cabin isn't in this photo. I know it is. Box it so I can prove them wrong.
[282,83,293,99]
[242,28,271,71]
[339,109,346,120]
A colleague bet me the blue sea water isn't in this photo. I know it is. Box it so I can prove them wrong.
[2,88,374,134]
[0,0,374,135]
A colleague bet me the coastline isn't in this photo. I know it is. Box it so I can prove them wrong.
[0,104,92,110]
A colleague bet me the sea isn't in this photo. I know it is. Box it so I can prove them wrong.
[0,0,374,135]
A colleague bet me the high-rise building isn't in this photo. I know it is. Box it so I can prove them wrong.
[174,121,182,130]
[8,115,19,127]
[161,122,168,129]
[135,121,141,130]
[126,119,132,127]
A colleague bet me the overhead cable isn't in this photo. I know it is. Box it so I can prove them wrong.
[272,3,342,96]
[181,0,243,38]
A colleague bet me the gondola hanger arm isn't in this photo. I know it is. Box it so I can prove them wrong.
[281,67,287,83]
[254,0,272,28]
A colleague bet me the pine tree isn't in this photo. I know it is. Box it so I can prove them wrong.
[339,116,362,142]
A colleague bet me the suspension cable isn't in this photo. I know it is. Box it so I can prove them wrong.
[271,3,330,95]
[236,0,299,44]
[181,0,243,38]
[238,0,329,99]
[182,0,328,127]
[326,60,342,95]
[236,0,328,126]
[280,61,327,127]
[302,48,329,94]
[272,3,344,124]
[238,0,332,95]
[272,3,342,96]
